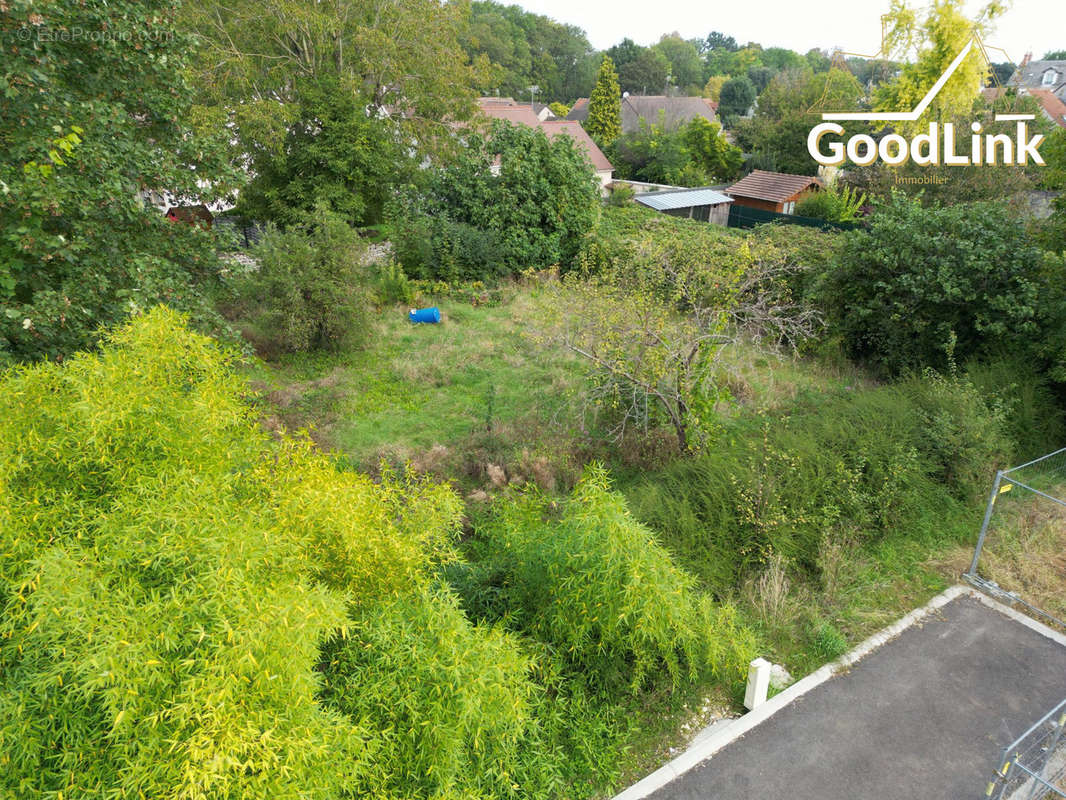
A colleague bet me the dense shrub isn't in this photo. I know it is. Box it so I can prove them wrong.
[392,214,509,283]
[822,193,1046,375]
[794,184,866,223]
[392,121,600,281]
[465,465,755,692]
[232,209,371,354]
[320,585,534,799]
[628,371,1011,592]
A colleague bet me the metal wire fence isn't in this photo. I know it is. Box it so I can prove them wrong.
[965,447,1066,633]
[986,697,1066,799]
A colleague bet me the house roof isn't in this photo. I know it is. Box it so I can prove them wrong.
[1029,89,1066,129]
[476,99,543,127]
[727,170,822,203]
[1012,60,1066,94]
[539,120,613,172]
[566,98,590,121]
[475,98,612,173]
[565,95,718,132]
[634,187,733,211]
[620,95,718,132]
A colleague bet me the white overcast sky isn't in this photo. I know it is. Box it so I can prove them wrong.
[509,0,1065,64]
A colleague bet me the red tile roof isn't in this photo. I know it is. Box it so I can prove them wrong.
[539,120,613,172]
[727,170,822,203]
[1029,89,1066,128]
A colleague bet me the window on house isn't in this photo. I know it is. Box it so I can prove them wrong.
[1043,70,1058,86]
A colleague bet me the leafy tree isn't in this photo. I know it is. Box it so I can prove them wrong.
[586,55,622,147]
[682,117,743,181]
[461,1,598,102]
[611,116,692,185]
[823,194,1046,374]
[618,48,670,95]
[396,121,599,278]
[237,77,407,227]
[987,61,1015,86]
[760,47,807,72]
[606,38,645,73]
[806,48,832,73]
[874,0,1002,134]
[702,31,739,54]
[1,0,237,362]
[1037,127,1066,191]
[654,33,704,92]
[1044,50,1066,60]
[744,68,866,174]
[184,0,484,223]
[541,214,819,450]
[747,65,776,93]
[549,101,571,118]
[718,76,757,118]
[703,75,727,101]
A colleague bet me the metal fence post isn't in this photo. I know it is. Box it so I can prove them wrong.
[969,471,1003,576]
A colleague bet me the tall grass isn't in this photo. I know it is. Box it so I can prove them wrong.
[627,371,1013,594]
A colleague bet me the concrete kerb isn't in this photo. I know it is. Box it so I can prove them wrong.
[612,584,997,800]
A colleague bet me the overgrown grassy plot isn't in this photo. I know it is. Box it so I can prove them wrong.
[245,289,594,488]
[624,371,1019,675]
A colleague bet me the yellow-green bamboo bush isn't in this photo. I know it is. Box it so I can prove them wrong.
[467,465,755,693]
[0,308,534,799]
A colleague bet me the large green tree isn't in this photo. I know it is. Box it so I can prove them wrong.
[654,33,704,92]
[0,0,237,363]
[618,48,671,95]
[461,0,598,103]
[586,56,622,146]
[740,67,866,175]
[183,0,484,224]
[717,75,757,118]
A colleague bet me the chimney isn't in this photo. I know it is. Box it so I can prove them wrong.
[1021,51,1032,68]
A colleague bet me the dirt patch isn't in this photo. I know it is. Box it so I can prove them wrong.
[247,368,348,449]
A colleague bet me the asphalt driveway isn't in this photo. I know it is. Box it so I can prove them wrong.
[646,594,1066,800]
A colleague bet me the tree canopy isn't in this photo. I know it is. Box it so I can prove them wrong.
[586,56,622,146]
[1,0,237,363]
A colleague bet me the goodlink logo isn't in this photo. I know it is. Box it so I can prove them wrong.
[807,36,1046,168]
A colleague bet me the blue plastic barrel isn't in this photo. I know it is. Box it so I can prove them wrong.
[408,307,441,324]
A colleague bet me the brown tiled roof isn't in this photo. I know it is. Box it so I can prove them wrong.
[539,120,613,172]
[475,99,612,173]
[476,99,543,127]
[727,170,822,203]
[1029,89,1066,128]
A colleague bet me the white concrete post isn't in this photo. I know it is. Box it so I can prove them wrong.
[744,657,771,711]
